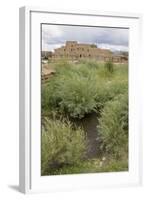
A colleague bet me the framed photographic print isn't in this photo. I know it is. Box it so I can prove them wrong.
[19,7,143,193]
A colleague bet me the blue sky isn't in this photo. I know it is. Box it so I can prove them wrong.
[42,24,129,52]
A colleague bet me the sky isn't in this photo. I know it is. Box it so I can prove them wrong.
[42,24,129,52]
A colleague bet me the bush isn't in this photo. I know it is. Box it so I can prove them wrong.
[95,79,128,112]
[98,94,128,159]
[41,61,128,118]
[41,78,63,116]
[41,118,87,175]
[104,61,114,73]
[41,65,98,118]
[57,74,98,118]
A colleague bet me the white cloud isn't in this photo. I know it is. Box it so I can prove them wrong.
[42,25,63,51]
[97,43,129,52]
[42,24,129,52]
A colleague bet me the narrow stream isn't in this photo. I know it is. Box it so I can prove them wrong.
[71,112,102,159]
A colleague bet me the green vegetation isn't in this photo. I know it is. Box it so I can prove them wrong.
[42,61,127,117]
[98,94,128,159]
[41,59,128,175]
[104,60,114,73]
[41,62,99,118]
[48,158,128,175]
[41,117,87,175]
[79,59,99,69]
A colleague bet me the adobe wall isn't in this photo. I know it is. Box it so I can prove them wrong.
[47,41,128,63]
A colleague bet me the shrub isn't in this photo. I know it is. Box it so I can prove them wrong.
[41,61,128,118]
[57,74,98,118]
[41,79,62,116]
[41,118,87,175]
[104,60,114,74]
[95,79,128,112]
[41,66,98,118]
[98,94,128,159]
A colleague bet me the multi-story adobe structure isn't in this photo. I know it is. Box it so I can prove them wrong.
[47,41,128,63]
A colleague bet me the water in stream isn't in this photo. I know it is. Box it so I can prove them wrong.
[70,112,102,159]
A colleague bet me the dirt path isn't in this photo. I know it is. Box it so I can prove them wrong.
[42,63,55,76]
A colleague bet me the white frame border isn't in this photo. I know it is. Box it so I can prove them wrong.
[19,6,143,194]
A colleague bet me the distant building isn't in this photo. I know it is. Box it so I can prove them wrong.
[45,41,128,63]
[112,54,128,63]
[42,51,53,59]
[49,41,112,61]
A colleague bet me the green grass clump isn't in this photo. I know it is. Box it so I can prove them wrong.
[55,58,72,68]
[41,64,99,118]
[104,60,114,73]
[41,117,87,175]
[94,79,128,113]
[98,94,128,159]
[41,78,62,116]
[79,59,99,69]
[56,74,98,118]
[48,158,128,175]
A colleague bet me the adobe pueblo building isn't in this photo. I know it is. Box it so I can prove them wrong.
[45,41,128,63]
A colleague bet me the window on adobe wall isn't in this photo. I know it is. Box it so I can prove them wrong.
[80,54,82,58]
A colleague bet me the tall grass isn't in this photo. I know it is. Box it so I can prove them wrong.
[42,60,128,118]
[104,60,114,73]
[48,157,128,175]
[41,117,87,175]
[98,94,128,159]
